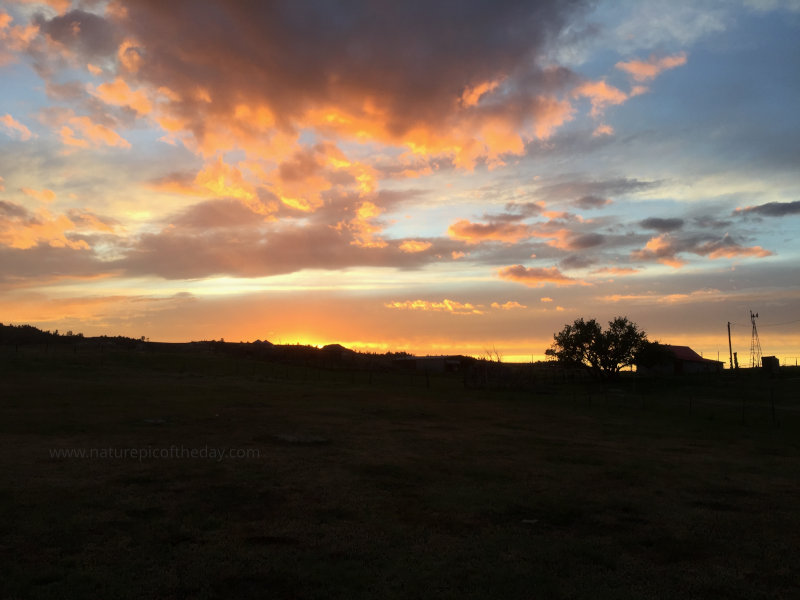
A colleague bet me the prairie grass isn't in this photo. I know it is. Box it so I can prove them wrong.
[1,347,798,598]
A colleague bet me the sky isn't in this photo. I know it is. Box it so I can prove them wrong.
[1,0,799,363]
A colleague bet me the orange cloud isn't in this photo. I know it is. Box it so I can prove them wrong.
[461,79,502,107]
[270,143,377,212]
[0,292,199,330]
[599,289,723,305]
[530,228,604,252]
[490,301,527,310]
[706,245,771,259]
[631,234,686,268]
[386,298,527,318]
[59,115,130,149]
[1,113,33,141]
[21,187,56,203]
[0,12,38,65]
[398,240,432,253]
[531,96,576,139]
[631,233,771,267]
[593,123,614,137]
[152,162,276,219]
[67,209,118,233]
[616,52,688,82]
[447,219,531,244]
[345,201,387,248]
[590,266,640,276]
[117,38,143,73]
[533,227,571,249]
[305,96,573,171]
[644,234,671,253]
[0,207,87,250]
[498,264,584,287]
[384,299,484,315]
[89,77,152,115]
[153,145,376,219]
[194,156,256,202]
[572,80,627,118]
[658,256,685,268]
[162,84,572,175]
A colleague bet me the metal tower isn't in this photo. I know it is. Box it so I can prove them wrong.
[749,310,762,368]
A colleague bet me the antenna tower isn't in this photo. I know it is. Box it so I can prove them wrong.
[749,310,762,368]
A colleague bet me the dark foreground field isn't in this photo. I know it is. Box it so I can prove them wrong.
[1,347,799,599]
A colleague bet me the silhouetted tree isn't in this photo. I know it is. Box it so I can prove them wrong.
[545,316,648,380]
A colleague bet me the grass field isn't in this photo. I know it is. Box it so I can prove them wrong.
[1,346,799,599]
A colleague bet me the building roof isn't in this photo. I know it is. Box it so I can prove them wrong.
[664,345,723,364]
[392,355,465,361]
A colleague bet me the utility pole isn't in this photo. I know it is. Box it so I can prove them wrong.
[727,321,734,370]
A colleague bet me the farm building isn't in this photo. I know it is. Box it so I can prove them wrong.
[637,345,724,375]
[392,355,473,373]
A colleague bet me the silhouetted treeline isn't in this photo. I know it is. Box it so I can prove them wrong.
[0,323,419,370]
[202,339,416,371]
[0,323,84,345]
[0,323,156,349]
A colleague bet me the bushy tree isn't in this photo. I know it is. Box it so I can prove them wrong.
[545,316,648,379]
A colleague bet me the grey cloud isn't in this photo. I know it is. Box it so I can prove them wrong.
[640,217,684,232]
[480,201,543,222]
[691,234,771,258]
[149,170,195,189]
[34,9,119,59]
[0,201,29,219]
[734,200,800,217]
[536,177,658,203]
[631,232,771,264]
[573,195,611,209]
[0,243,110,283]
[278,144,331,182]
[559,254,596,269]
[693,215,733,229]
[117,223,465,280]
[44,80,87,102]
[66,209,119,230]
[169,199,263,229]
[118,0,591,138]
[569,233,605,249]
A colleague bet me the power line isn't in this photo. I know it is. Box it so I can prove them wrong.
[759,318,800,328]
[729,318,800,329]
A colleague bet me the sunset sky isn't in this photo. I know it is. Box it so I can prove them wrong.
[1,0,799,362]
